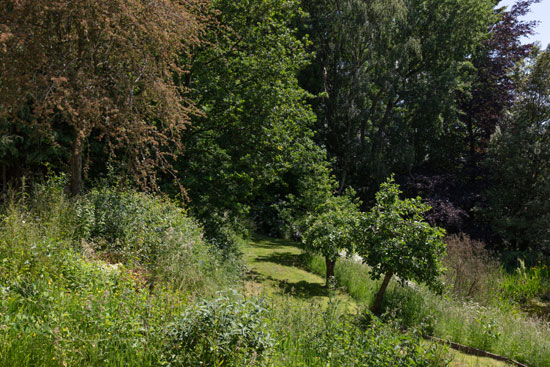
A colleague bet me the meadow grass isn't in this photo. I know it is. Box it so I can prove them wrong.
[241,234,355,308]
[0,180,237,367]
[242,235,517,367]
[3,180,546,366]
[304,249,550,366]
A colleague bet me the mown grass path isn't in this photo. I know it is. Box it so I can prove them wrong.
[242,234,510,367]
[242,234,355,307]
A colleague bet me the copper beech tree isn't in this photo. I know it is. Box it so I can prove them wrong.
[0,0,209,195]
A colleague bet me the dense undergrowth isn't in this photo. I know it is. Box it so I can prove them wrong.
[268,296,448,366]
[0,179,238,366]
[0,179,447,366]
[304,238,550,366]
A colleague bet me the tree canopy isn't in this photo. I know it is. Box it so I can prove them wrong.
[486,48,550,254]
[0,0,208,194]
[301,0,495,200]
[0,0,547,259]
[303,192,361,285]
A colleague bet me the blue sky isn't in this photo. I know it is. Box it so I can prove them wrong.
[500,0,550,49]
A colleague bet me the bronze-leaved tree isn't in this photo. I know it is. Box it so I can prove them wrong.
[0,0,209,194]
[358,176,446,314]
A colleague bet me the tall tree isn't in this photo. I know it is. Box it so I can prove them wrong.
[177,0,322,247]
[460,0,540,175]
[0,0,207,194]
[486,49,550,253]
[398,1,540,243]
[301,0,495,202]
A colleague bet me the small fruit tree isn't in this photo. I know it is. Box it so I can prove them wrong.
[358,176,446,314]
[303,193,361,286]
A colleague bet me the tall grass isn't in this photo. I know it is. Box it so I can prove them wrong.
[0,178,239,366]
[382,285,550,366]
[268,296,449,367]
[303,242,550,366]
[304,251,379,304]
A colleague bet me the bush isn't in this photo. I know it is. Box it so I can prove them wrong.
[166,291,275,366]
[0,178,242,366]
[443,234,501,303]
[72,186,239,292]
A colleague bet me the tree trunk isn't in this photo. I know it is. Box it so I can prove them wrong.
[70,130,85,196]
[337,170,347,196]
[371,271,393,315]
[325,256,336,287]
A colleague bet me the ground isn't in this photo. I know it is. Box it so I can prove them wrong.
[241,234,511,367]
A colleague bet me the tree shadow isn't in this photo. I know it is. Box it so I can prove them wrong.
[252,252,329,299]
[277,279,329,298]
[249,234,301,250]
[255,251,308,269]
[245,269,267,282]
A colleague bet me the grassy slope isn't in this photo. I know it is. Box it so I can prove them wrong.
[242,234,510,367]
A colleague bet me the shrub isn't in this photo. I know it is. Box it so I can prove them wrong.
[165,291,275,366]
[72,186,239,292]
[443,234,502,303]
[0,178,242,366]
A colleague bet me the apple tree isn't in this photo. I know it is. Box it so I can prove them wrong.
[358,176,446,314]
[303,193,361,286]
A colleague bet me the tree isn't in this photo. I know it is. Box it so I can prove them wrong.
[486,48,550,253]
[176,0,322,248]
[301,0,495,202]
[0,0,207,195]
[460,0,539,177]
[303,193,361,286]
[358,176,446,314]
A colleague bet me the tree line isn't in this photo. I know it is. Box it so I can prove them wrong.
[1,0,548,256]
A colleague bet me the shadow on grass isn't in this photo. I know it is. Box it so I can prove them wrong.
[255,252,308,269]
[277,280,329,299]
[245,269,267,282]
[249,234,301,250]
[253,252,330,299]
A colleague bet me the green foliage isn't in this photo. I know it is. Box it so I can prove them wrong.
[359,176,446,291]
[486,49,550,253]
[302,0,495,199]
[179,0,321,248]
[0,188,181,366]
[72,185,237,291]
[270,298,448,366]
[166,291,274,366]
[0,179,243,366]
[321,257,550,366]
[268,148,336,238]
[499,259,550,304]
[302,192,361,261]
